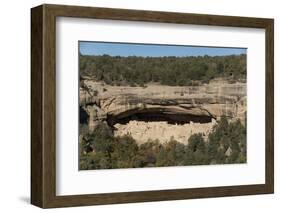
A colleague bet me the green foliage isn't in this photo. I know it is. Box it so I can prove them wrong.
[188,133,205,153]
[111,135,139,168]
[79,117,247,170]
[208,115,246,164]
[80,54,246,86]
[89,123,114,154]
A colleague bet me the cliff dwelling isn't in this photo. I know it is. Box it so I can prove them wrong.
[80,81,246,145]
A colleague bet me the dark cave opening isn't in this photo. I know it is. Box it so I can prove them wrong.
[79,106,89,124]
[107,109,214,126]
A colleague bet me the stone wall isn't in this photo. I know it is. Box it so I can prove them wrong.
[114,119,216,144]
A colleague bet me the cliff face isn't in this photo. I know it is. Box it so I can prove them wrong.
[79,80,246,143]
[80,80,246,122]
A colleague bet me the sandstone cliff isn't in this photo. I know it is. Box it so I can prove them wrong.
[79,79,246,144]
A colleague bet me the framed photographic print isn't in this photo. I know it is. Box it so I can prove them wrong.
[31,4,274,208]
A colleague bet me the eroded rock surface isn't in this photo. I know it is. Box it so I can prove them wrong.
[79,79,246,144]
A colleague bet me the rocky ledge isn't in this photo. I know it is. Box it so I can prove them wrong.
[79,79,246,144]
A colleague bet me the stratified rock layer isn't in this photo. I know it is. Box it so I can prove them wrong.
[79,79,246,143]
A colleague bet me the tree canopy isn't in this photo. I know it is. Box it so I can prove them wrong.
[80,54,246,86]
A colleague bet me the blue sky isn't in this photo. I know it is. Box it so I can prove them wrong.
[79,41,246,57]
